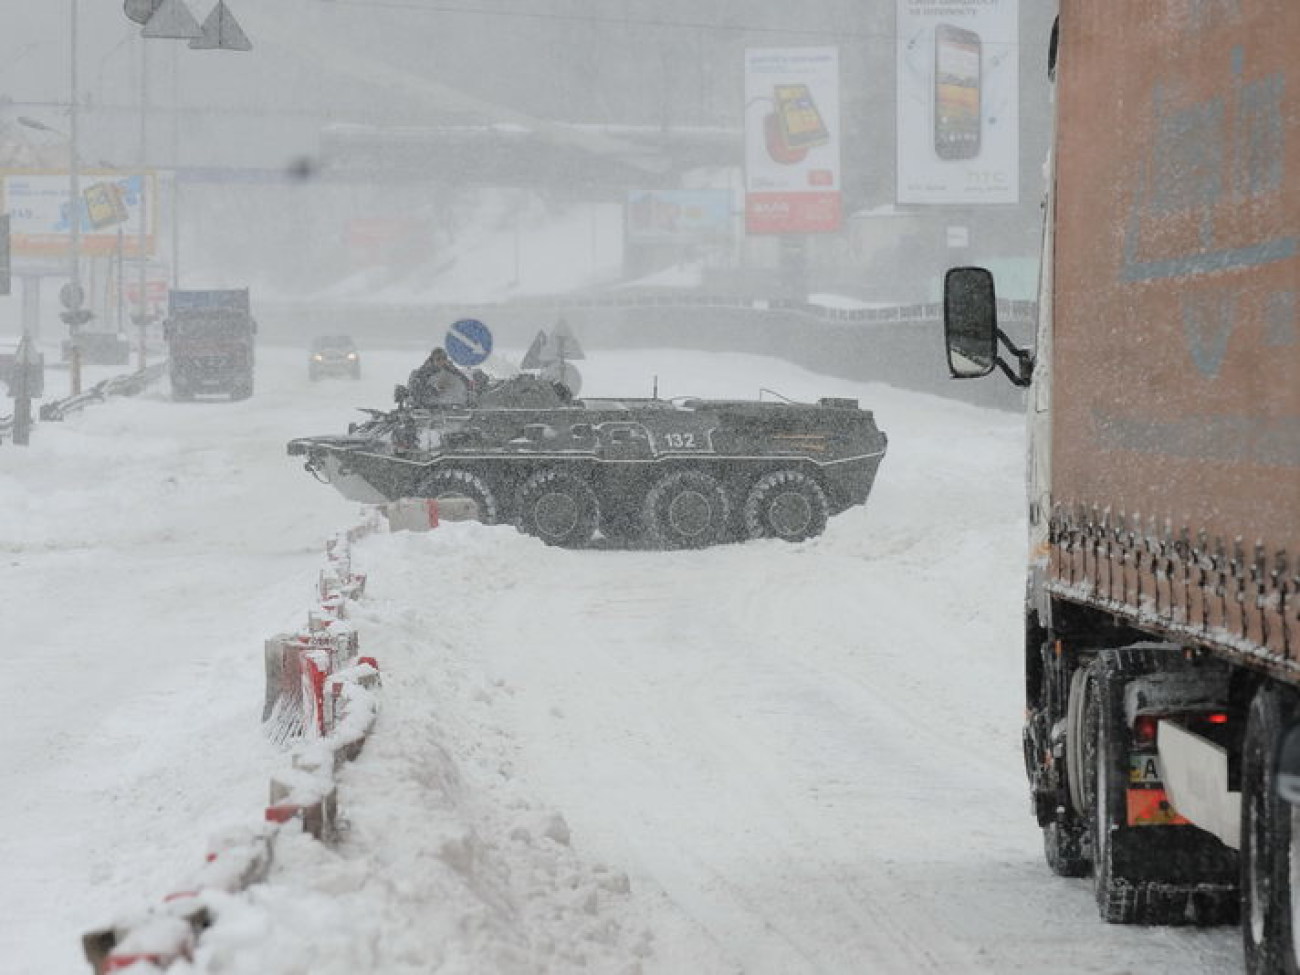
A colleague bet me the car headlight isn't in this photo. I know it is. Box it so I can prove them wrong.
[347,352,358,360]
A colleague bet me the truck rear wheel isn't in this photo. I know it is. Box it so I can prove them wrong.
[1242,683,1300,973]
[643,470,730,549]
[1084,658,1148,922]
[742,470,829,542]
[1085,647,1238,925]
[515,469,599,548]
[417,469,499,525]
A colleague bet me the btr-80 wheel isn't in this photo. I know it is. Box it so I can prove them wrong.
[417,468,499,524]
[515,469,599,548]
[643,470,730,549]
[743,470,829,542]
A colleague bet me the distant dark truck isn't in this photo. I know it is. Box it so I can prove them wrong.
[163,289,257,401]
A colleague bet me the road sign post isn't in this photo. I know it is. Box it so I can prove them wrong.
[9,335,41,446]
[0,214,10,296]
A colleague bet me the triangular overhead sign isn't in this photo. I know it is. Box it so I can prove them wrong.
[141,0,202,39]
[189,1,253,51]
[520,322,586,370]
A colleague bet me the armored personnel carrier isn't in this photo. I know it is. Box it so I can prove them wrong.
[287,374,887,549]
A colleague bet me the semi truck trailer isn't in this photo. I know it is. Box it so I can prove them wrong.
[942,2,1297,969]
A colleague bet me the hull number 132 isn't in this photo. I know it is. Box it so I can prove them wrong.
[662,432,702,449]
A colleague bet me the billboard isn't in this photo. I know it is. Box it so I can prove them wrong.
[625,189,733,243]
[896,0,1019,205]
[0,171,158,258]
[744,47,841,234]
[115,267,171,323]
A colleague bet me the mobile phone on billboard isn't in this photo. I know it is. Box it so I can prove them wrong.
[934,23,981,160]
[774,83,830,151]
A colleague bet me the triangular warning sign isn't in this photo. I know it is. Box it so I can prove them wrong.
[189,1,253,51]
[142,0,202,39]
[520,330,550,370]
[550,318,585,361]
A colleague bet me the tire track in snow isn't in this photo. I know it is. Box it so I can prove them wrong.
[477,548,980,972]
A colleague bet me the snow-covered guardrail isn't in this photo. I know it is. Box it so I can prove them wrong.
[429,292,1038,327]
[81,508,388,974]
[3,360,166,442]
[79,498,473,972]
[38,361,169,424]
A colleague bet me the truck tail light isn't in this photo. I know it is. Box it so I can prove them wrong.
[1133,715,1159,745]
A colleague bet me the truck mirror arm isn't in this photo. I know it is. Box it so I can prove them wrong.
[994,328,1034,388]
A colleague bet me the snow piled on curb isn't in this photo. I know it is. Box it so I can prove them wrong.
[173,526,655,975]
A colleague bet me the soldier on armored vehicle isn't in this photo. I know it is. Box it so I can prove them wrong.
[396,347,574,410]
[399,347,472,407]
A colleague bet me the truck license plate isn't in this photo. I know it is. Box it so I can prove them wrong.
[1127,752,1188,826]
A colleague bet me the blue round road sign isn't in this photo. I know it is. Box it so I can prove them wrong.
[445,318,493,367]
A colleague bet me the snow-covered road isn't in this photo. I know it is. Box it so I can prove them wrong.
[0,342,1241,973]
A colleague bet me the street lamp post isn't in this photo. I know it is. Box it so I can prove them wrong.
[66,0,86,395]
[136,38,150,372]
[24,4,105,398]
[118,0,252,372]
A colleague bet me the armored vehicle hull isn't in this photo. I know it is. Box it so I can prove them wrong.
[288,376,887,549]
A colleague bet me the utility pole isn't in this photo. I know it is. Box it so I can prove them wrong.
[136,37,150,372]
[64,0,87,396]
[171,43,181,289]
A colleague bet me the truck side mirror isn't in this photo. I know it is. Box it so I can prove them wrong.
[943,266,999,379]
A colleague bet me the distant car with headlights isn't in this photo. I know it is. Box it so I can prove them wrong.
[309,334,360,381]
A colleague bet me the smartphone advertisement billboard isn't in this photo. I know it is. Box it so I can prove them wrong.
[0,171,158,258]
[744,47,841,234]
[896,0,1019,205]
